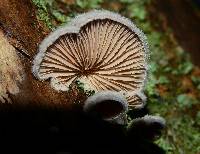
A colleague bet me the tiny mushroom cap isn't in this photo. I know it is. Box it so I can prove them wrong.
[32,10,149,109]
[127,115,166,140]
[129,115,166,128]
[83,91,128,125]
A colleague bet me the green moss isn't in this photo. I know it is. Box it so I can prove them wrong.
[196,111,200,126]
[32,0,73,29]
[75,80,95,97]
[191,76,200,90]
[51,10,71,24]
[155,115,200,154]
[172,61,194,75]
[176,94,198,108]
[76,0,103,9]
[32,0,55,29]
[155,138,174,153]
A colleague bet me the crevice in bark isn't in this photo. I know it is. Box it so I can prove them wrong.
[14,46,31,60]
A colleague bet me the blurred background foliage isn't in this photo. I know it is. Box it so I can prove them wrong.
[32,0,200,153]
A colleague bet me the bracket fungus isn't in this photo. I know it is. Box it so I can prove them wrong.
[33,10,149,110]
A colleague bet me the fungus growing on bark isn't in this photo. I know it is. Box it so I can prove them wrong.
[127,115,166,140]
[83,91,128,125]
[32,10,149,108]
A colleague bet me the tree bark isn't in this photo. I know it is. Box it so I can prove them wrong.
[0,0,82,109]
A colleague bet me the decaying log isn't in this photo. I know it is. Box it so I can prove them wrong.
[0,0,81,108]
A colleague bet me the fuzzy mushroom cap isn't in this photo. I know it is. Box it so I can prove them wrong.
[127,115,166,140]
[83,91,128,124]
[32,10,149,108]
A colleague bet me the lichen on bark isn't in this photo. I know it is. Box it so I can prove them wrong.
[0,31,25,103]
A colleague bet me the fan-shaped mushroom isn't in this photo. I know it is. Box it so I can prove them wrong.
[33,10,149,109]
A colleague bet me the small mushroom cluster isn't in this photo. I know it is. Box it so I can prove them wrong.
[32,10,157,125]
